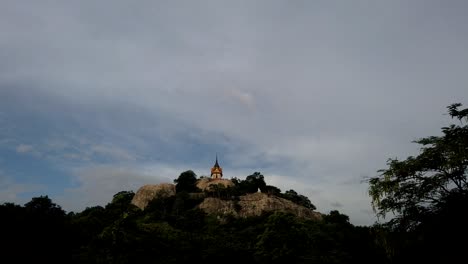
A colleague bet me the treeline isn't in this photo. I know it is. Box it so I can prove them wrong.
[1,103,467,263]
[0,191,386,263]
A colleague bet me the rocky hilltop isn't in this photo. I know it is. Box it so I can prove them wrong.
[195,177,234,191]
[131,183,175,209]
[199,192,322,220]
[131,179,322,221]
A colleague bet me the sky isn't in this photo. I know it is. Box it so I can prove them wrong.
[1,0,468,225]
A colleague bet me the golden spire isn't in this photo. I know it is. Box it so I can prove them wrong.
[210,154,223,179]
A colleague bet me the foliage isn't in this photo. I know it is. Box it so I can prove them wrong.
[1,196,70,262]
[263,185,281,195]
[0,183,390,263]
[246,172,267,191]
[324,210,350,225]
[230,172,267,194]
[3,104,467,262]
[368,103,468,230]
[105,190,137,218]
[24,195,65,217]
[255,213,311,263]
[111,191,135,205]
[174,170,201,193]
[281,189,317,210]
[368,103,468,262]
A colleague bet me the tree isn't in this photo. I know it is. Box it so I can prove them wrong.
[111,190,135,205]
[22,196,70,262]
[230,173,267,195]
[263,185,281,195]
[174,170,200,193]
[369,103,468,230]
[255,213,310,263]
[105,190,136,219]
[282,190,317,210]
[324,210,350,225]
[24,195,65,217]
[243,172,267,193]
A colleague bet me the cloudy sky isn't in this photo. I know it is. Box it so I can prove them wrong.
[1,0,467,225]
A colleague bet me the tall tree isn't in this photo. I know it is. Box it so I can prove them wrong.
[174,170,200,193]
[245,172,267,193]
[369,103,468,230]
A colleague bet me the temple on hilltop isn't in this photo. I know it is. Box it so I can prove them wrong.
[210,155,223,179]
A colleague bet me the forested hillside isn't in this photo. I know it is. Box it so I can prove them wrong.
[0,175,385,263]
[1,104,467,263]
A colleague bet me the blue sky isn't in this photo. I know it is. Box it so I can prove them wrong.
[1,0,468,225]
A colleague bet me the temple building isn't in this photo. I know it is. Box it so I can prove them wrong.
[210,155,223,179]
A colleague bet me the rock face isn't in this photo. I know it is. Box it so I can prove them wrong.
[132,181,322,221]
[196,178,234,191]
[131,183,176,209]
[198,192,322,221]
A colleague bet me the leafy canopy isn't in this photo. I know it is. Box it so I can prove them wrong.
[174,170,200,193]
[368,103,468,230]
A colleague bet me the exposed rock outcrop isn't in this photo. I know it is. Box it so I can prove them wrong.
[131,183,176,209]
[132,181,322,221]
[131,178,235,210]
[196,178,234,191]
[198,192,322,221]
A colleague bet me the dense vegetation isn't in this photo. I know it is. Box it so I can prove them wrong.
[1,104,466,263]
[0,172,382,263]
[367,103,468,263]
[1,193,385,263]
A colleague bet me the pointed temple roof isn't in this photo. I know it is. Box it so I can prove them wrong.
[211,154,223,178]
[214,154,220,168]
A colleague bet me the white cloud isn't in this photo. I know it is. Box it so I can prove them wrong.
[1,1,467,225]
[42,136,140,162]
[90,144,137,161]
[225,89,256,110]
[15,144,42,157]
[0,172,45,205]
[56,164,175,212]
[16,144,34,153]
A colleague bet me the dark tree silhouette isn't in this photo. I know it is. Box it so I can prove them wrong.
[174,170,200,193]
[368,103,468,263]
[369,103,468,230]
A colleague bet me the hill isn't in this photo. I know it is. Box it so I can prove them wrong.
[131,176,322,221]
